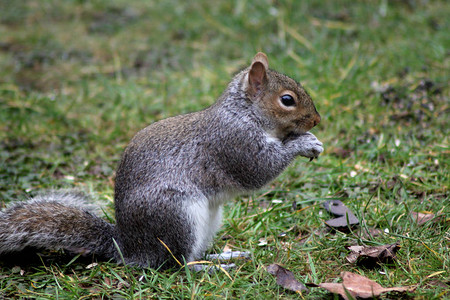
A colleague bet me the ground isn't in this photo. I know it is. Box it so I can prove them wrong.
[0,0,448,298]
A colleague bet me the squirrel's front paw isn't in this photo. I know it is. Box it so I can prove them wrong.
[288,132,323,159]
[303,137,323,160]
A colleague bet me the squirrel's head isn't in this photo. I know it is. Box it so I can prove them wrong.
[245,52,321,139]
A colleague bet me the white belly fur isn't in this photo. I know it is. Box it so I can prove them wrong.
[185,191,234,262]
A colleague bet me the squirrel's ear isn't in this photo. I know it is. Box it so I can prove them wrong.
[252,52,269,70]
[248,52,269,96]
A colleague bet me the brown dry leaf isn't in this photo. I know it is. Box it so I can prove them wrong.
[427,279,449,289]
[266,264,308,293]
[411,212,442,225]
[104,277,111,286]
[308,271,415,299]
[323,200,359,231]
[346,243,400,266]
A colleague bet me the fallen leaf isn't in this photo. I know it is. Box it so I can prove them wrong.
[346,243,400,266]
[307,271,415,300]
[104,277,111,286]
[266,264,308,293]
[411,212,442,226]
[427,279,449,289]
[323,200,359,231]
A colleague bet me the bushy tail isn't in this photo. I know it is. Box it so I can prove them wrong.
[0,192,118,261]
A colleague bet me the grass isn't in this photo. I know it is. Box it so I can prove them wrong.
[0,0,448,298]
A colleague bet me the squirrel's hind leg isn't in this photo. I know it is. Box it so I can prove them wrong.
[116,190,216,270]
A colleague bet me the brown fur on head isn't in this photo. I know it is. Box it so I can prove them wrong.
[247,52,321,139]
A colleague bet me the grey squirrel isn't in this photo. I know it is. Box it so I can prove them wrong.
[0,52,323,269]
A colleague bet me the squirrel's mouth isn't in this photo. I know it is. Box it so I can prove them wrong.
[281,131,306,144]
[289,126,309,136]
[267,125,309,142]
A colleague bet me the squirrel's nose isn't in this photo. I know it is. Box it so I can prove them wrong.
[313,114,321,127]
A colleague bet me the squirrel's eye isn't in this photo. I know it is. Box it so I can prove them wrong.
[280,94,296,107]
